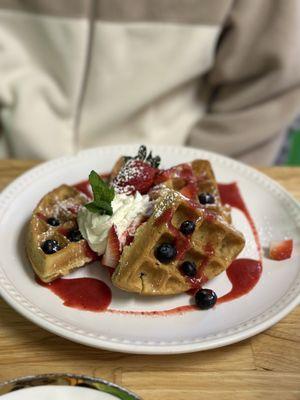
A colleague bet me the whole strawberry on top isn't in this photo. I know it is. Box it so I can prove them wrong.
[112,145,160,195]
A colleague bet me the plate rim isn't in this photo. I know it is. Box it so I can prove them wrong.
[0,144,299,354]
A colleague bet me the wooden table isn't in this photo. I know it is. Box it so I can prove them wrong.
[0,160,299,399]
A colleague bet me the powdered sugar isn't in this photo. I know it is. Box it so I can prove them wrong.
[112,159,141,194]
[112,159,157,195]
[153,188,181,219]
[43,196,85,219]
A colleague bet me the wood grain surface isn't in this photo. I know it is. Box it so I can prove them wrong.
[0,160,299,399]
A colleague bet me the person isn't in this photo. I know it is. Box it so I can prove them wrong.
[0,0,299,164]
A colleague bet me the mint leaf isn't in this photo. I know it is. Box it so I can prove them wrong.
[89,170,114,203]
[85,202,113,215]
[85,203,102,214]
[86,201,113,215]
[85,203,99,213]
[84,171,115,215]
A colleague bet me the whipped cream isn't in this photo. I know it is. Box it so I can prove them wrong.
[77,192,151,254]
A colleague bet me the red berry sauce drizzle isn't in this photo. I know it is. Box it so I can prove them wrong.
[73,180,92,199]
[37,277,111,312]
[155,208,191,262]
[38,165,262,314]
[217,183,262,304]
[155,205,211,295]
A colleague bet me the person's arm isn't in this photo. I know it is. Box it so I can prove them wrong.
[188,0,300,164]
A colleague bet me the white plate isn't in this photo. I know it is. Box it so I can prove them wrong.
[0,145,299,354]
[0,373,140,399]
[2,386,120,400]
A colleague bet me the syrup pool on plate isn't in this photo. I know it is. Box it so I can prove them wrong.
[37,277,112,312]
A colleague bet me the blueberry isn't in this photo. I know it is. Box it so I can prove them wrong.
[195,289,217,310]
[155,243,177,263]
[47,217,60,226]
[68,229,83,242]
[41,239,61,254]
[180,220,195,235]
[180,261,197,277]
[198,192,215,205]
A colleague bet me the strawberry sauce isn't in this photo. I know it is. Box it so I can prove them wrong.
[155,208,193,263]
[155,163,200,202]
[73,180,92,198]
[218,182,262,260]
[154,163,194,184]
[83,242,100,262]
[107,305,197,316]
[36,212,47,221]
[154,203,220,293]
[218,259,262,303]
[38,277,112,312]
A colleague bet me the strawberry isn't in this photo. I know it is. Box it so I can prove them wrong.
[113,159,157,194]
[154,168,173,185]
[119,217,146,246]
[180,183,198,200]
[102,225,121,268]
[154,163,193,185]
[269,239,293,261]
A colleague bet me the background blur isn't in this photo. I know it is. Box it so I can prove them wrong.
[0,0,299,165]
[277,118,300,165]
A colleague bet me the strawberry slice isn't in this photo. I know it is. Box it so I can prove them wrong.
[154,168,173,185]
[269,239,293,261]
[119,216,147,247]
[102,225,121,268]
[180,183,198,200]
[113,159,157,194]
[154,163,193,185]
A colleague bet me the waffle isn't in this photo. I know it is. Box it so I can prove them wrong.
[112,189,245,295]
[26,184,95,282]
[162,160,231,223]
[110,158,231,223]
[110,156,126,181]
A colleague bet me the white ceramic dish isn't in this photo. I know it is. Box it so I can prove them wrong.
[2,387,114,400]
[0,373,140,399]
[0,145,299,354]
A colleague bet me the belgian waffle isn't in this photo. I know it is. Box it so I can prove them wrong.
[110,158,231,223]
[112,189,245,295]
[26,185,95,282]
[160,160,231,223]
